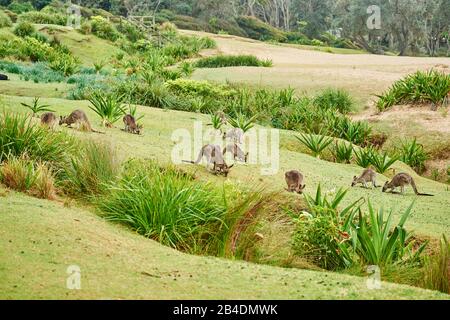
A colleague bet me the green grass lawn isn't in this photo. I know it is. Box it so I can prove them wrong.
[0,188,447,300]
[1,94,449,239]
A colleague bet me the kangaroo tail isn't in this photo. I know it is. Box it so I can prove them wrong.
[410,178,434,196]
[182,160,195,164]
[410,177,420,195]
[92,129,106,134]
[183,148,204,165]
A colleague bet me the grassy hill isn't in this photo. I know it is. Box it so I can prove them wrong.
[0,22,449,299]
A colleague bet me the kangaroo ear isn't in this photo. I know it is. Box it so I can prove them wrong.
[353,176,357,180]
[228,164,234,169]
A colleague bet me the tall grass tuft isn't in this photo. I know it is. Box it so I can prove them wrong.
[421,235,450,294]
[99,160,228,252]
[314,88,353,114]
[397,138,428,173]
[369,150,398,174]
[0,155,56,200]
[0,112,76,170]
[61,141,120,198]
[376,70,450,111]
[296,133,333,158]
[332,141,353,164]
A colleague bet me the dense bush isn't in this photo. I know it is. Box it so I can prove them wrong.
[13,21,35,37]
[397,138,429,173]
[90,15,120,41]
[0,10,13,27]
[313,88,354,114]
[7,0,34,14]
[0,112,76,172]
[18,10,66,25]
[99,160,228,251]
[0,60,65,83]
[236,15,287,42]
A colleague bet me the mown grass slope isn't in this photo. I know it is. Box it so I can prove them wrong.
[0,188,447,300]
[1,94,449,238]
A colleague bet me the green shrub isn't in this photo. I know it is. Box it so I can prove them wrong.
[397,138,428,173]
[0,60,65,83]
[291,185,360,270]
[0,112,76,172]
[376,70,450,111]
[314,88,353,114]
[0,10,13,28]
[195,55,272,68]
[166,78,236,99]
[228,113,257,133]
[99,160,228,251]
[18,10,66,25]
[13,21,35,37]
[87,91,126,127]
[0,155,56,200]
[7,1,33,14]
[369,150,398,174]
[354,201,427,267]
[91,15,120,42]
[61,141,120,198]
[236,15,287,42]
[353,146,374,168]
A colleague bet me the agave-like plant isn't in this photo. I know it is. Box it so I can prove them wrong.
[88,92,126,128]
[370,150,398,174]
[20,97,55,117]
[332,140,353,164]
[353,201,427,266]
[353,146,374,168]
[228,113,257,133]
[397,138,428,173]
[296,133,333,158]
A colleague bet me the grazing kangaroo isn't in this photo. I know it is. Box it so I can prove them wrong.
[123,114,142,135]
[60,110,104,134]
[285,170,306,194]
[382,173,434,196]
[40,112,58,129]
[351,168,379,188]
[183,144,234,177]
[223,143,248,163]
[224,128,244,144]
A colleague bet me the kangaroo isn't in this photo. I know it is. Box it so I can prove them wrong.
[123,114,142,135]
[60,110,104,134]
[183,144,234,177]
[285,170,306,194]
[40,112,59,129]
[217,111,228,126]
[223,143,248,163]
[382,173,434,196]
[224,128,244,144]
[351,168,379,188]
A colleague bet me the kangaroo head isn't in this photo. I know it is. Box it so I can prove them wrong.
[223,164,234,177]
[351,176,358,187]
[59,115,67,125]
[382,181,389,192]
[296,184,306,194]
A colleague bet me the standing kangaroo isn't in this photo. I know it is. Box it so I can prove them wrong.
[351,168,379,188]
[60,110,104,134]
[285,170,306,194]
[123,114,142,135]
[382,173,434,196]
[223,143,248,163]
[183,144,234,177]
[40,112,59,129]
